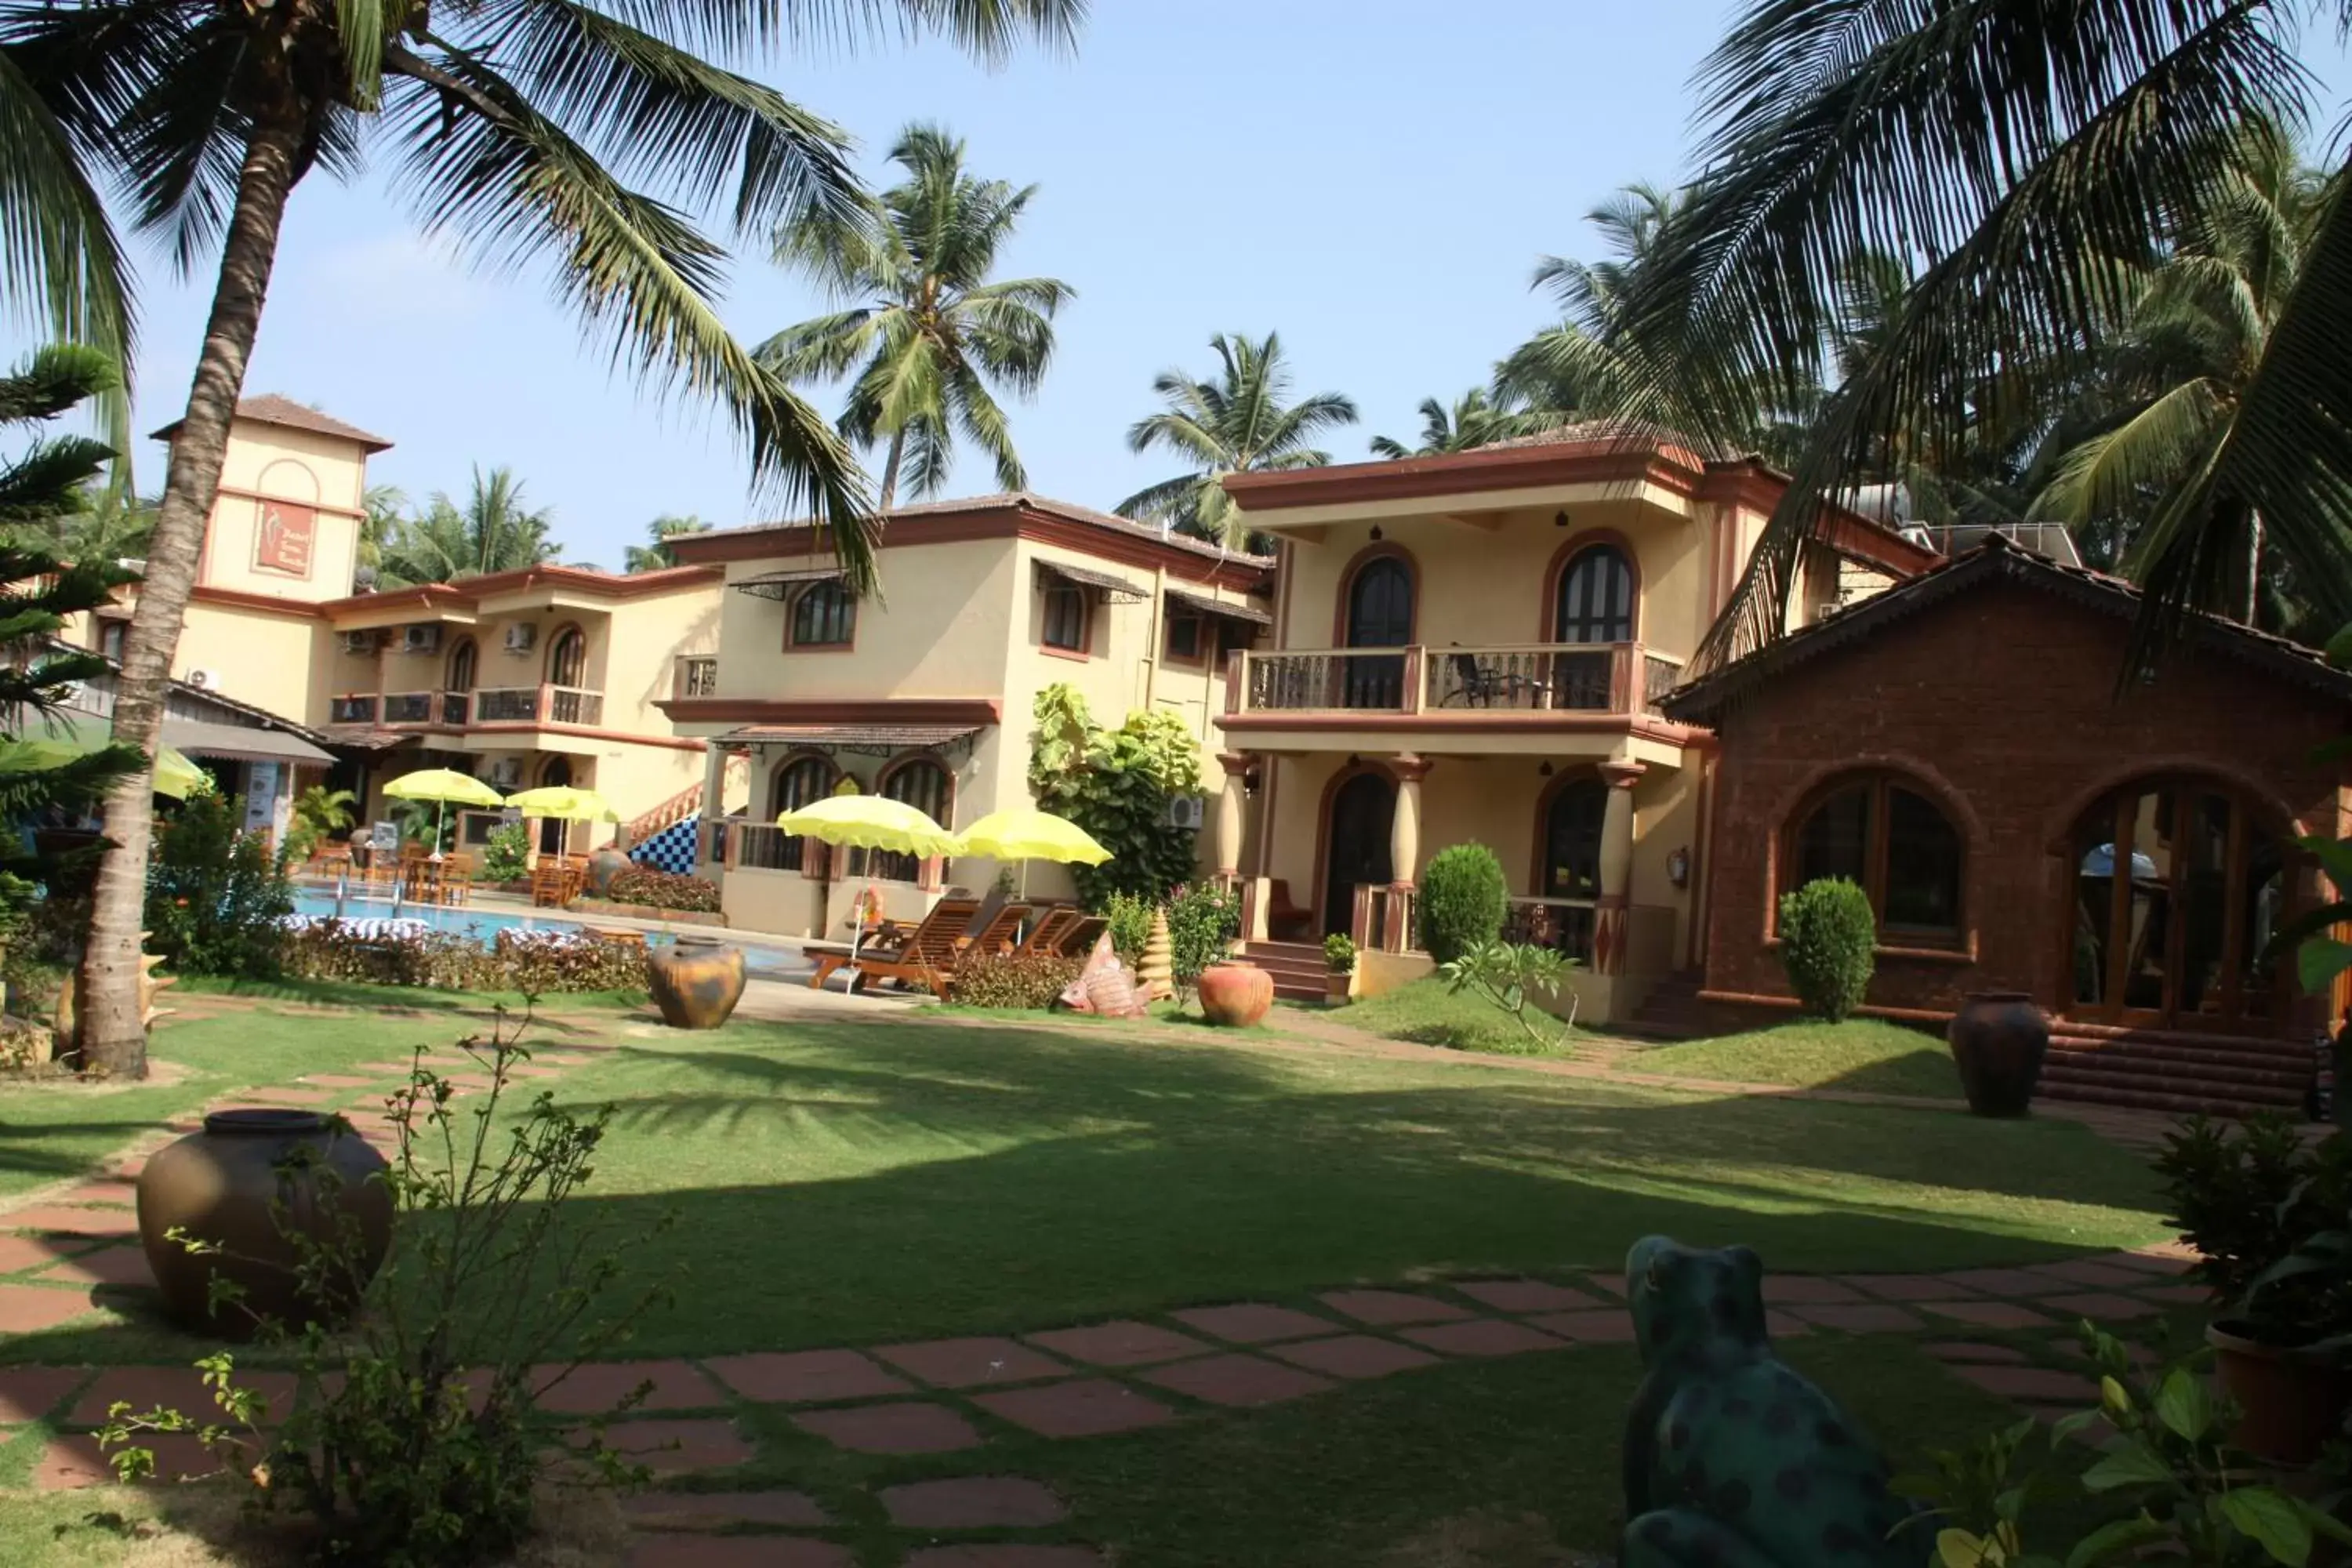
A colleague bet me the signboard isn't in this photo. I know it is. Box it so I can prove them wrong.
[255,499,317,577]
[242,760,280,834]
[370,821,400,852]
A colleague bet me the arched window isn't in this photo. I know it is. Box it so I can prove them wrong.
[770,754,834,874]
[1042,583,1088,652]
[872,759,950,884]
[1783,772,1963,942]
[445,637,477,694]
[789,581,856,648]
[546,626,586,688]
[1343,555,1413,708]
[2070,779,2287,1028]
[1555,544,1635,644]
[1538,778,1608,899]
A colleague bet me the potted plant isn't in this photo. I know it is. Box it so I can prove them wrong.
[2154,1116,2352,1464]
[1323,932,1356,1006]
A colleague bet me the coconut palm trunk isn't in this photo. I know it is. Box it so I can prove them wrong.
[878,430,906,509]
[75,115,303,1077]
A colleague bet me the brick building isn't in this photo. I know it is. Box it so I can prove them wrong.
[1664,536,2346,1116]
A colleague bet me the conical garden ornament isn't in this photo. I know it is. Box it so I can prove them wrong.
[1137,909,1174,1003]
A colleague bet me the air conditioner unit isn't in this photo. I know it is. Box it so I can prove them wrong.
[339,630,377,656]
[503,622,536,654]
[486,759,524,789]
[1165,793,1206,832]
[401,624,441,655]
[184,667,220,691]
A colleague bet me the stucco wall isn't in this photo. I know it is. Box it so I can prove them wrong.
[173,601,325,722]
[716,538,1018,703]
[196,423,368,602]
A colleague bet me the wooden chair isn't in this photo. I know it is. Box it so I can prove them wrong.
[808,898,978,992]
[405,859,445,905]
[960,902,1034,956]
[530,859,574,909]
[437,862,473,906]
[1014,907,1081,956]
[1048,914,1109,958]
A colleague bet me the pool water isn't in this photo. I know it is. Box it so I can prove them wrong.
[289,890,808,979]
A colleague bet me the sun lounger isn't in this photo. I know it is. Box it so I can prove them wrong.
[1014,907,1082,956]
[960,902,1035,956]
[808,898,978,992]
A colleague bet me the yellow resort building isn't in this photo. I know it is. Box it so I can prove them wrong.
[1208,426,1936,1024]
[659,495,1273,938]
[74,396,730,851]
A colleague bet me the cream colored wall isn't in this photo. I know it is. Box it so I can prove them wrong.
[714,538,1018,702]
[603,592,722,728]
[197,424,367,602]
[172,601,328,723]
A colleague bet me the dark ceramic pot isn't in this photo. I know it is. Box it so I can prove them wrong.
[1947,991,2049,1117]
[136,1109,393,1338]
[2208,1320,2352,1466]
[1196,963,1273,1028]
[648,935,746,1029]
[586,845,631,898]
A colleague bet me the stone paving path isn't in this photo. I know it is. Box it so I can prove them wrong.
[0,999,2213,1566]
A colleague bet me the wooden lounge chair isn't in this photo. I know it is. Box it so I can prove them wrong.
[960,902,1035,956]
[808,898,979,991]
[1048,915,1109,958]
[1014,907,1081,956]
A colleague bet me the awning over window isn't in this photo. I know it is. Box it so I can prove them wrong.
[1036,561,1148,602]
[731,565,846,601]
[320,728,420,753]
[1164,586,1272,626]
[712,722,982,760]
[162,717,336,766]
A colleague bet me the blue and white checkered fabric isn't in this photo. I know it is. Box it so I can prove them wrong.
[630,815,700,876]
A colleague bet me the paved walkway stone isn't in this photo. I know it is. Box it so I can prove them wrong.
[972,1378,1175,1439]
[1784,1303,1923,1334]
[1759,1276,1864,1305]
[880,1476,1068,1528]
[68,1365,296,1428]
[1167,1302,1337,1344]
[1025,1320,1211,1367]
[1915,1300,2055,1330]
[903,1549,1102,1567]
[793,1401,984,1454]
[596,1418,755,1475]
[301,1073,382,1088]
[1842,1273,1979,1301]
[33,1243,154,1290]
[0,1234,97,1274]
[1950,1364,2098,1403]
[1939,1267,2068,1297]
[0,1283,108,1334]
[0,1367,87,1423]
[1318,1288,1470,1326]
[705,1348,909,1404]
[877,1336,1070,1388]
[2030,1259,2153,1290]
[51,1178,137,1207]
[629,1537,851,1567]
[1399,1319,1569,1358]
[532,1359,724,1414]
[1454,1278,1604,1312]
[1523,1308,1636,1344]
[38,1431,225,1488]
[3,1205,139,1238]
[1926,1341,2030,1365]
[620,1490,829,1529]
[1138,1352,1334,1408]
[1267,1334,1441,1381]
[2042,1291,2158,1320]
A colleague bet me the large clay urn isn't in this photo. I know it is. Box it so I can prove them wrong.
[2206,1321,2352,1466]
[648,935,746,1029]
[136,1109,393,1338]
[586,844,632,897]
[1947,992,2049,1117]
[1196,962,1274,1028]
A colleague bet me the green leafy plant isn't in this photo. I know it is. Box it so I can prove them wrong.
[1436,940,1574,1054]
[947,949,1081,1010]
[1895,1325,2352,1566]
[1101,890,1154,967]
[477,822,529,883]
[604,866,720,913]
[1777,877,1876,1021]
[2153,1118,2350,1347]
[1323,933,1357,975]
[1417,843,1507,964]
[284,786,358,863]
[392,798,455,854]
[143,787,294,978]
[281,920,647,995]
[1165,882,1240,1000]
[100,1007,676,1564]
[1028,684,1206,905]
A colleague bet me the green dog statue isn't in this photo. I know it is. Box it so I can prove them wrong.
[1620,1236,1919,1567]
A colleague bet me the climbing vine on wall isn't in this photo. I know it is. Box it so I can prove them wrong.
[1027,684,1206,906]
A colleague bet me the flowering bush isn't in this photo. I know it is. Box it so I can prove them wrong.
[146,789,296,978]
[1165,882,1240,996]
[604,866,720,913]
[478,823,529,882]
[281,920,647,994]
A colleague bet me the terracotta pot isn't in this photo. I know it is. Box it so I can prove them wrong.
[648,935,746,1029]
[1947,991,2049,1117]
[136,1109,393,1339]
[1196,963,1273,1028]
[1326,971,1353,1007]
[2208,1320,2352,1466]
[586,845,631,897]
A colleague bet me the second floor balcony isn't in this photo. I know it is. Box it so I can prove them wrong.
[1226,641,1683,721]
[328,683,605,731]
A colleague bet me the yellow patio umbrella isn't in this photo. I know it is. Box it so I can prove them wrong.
[502,785,620,823]
[383,768,504,856]
[775,793,960,857]
[0,720,206,800]
[954,808,1109,898]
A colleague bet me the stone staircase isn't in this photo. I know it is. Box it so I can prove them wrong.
[1236,940,1330,1005]
[1621,969,1710,1040]
[2037,1023,2315,1119]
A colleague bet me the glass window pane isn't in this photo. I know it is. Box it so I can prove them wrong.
[2239,826,2283,1019]
[1795,784,1871,889]
[1882,787,1961,932]
[2122,789,2175,1012]
[2177,793,2233,1015]
[2074,817,2117,1007]
[1542,780,1607,897]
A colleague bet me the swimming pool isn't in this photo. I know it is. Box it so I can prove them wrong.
[288,890,808,978]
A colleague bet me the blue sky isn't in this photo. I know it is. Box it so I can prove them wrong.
[77,3,2352,569]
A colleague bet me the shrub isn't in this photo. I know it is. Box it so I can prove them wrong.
[280,920,648,995]
[605,866,720,913]
[284,786,358,863]
[100,1007,674,1565]
[478,822,529,882]
[948,949,1082,1010]
[1438,940,1575,1054]
[1323,932,1356,974]
[1101,889,1154,967]
[1417,843,1507,964]
[1775,877,1876,1021]
[1028,684,1206,905]
[2153,1115,2350,1344]
[145,789,294,978]
[1165,882,1240,996]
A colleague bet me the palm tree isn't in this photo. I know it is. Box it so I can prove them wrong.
[758,122,1073,507]
[1118,332,1359,547]
[4,0,1082,1077]
[1369,389,1554,458]
[1599,2,2352,673]
[356,483,405,580]
[377,466,559,586]
[626,514,713,572]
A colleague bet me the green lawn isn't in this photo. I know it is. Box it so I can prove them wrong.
[1632,1018,1962,1101]
[1317,977,1566,1055]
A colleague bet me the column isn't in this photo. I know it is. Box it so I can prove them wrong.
[1214,753,1252,879]
[1388,756,1432,953]
[699,743,731,871]
[1592,760,1644,975]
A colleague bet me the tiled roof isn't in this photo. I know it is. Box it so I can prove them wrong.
[692,492,1277,569]
[151,394,393,452]
[1663,534,2352,720]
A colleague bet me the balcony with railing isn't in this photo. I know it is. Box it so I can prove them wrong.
[472,685,604,727]
[328,694,377,724]
[1227,641,1685,724]
[673,655,718,700]
[326,685,604,731]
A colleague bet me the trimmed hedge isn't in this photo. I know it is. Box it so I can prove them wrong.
[605,866,720,913]
[1777,877,1876,1022]
[1417,843,1507,964]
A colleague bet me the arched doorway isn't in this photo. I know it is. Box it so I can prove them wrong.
[535,754,573,855]
[1552,544,1634,708]
[1343,556,1413,709]
[1322,769,1396,936]
[2067,776,2291,1031]
[444,637,477,725]
[1537,777,1608,899]
[546,626,586,688]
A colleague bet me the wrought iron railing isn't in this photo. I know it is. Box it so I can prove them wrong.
[328,694,376,724]
[440,691,470,726]
[473,686,542,724]
[380,691,432,724]
[1234,642,1684,718]
[1504,897,1597,962]
[674,655,718,699]
[547,685,603,725]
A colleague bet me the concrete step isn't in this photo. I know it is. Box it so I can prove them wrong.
[2045,1045,2312,1093]
[2046,1033,2312,1073]
[2039,1059,2304,1115]
[2038,1076,2296,1119]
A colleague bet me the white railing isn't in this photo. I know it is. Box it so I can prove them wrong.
[1230,642,1684,717]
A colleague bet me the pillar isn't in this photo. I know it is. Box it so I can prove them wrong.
[1592,760,1644,975]
[1388,756,1432,953]
[1214,753,1251,879]
[699,743,731,871]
